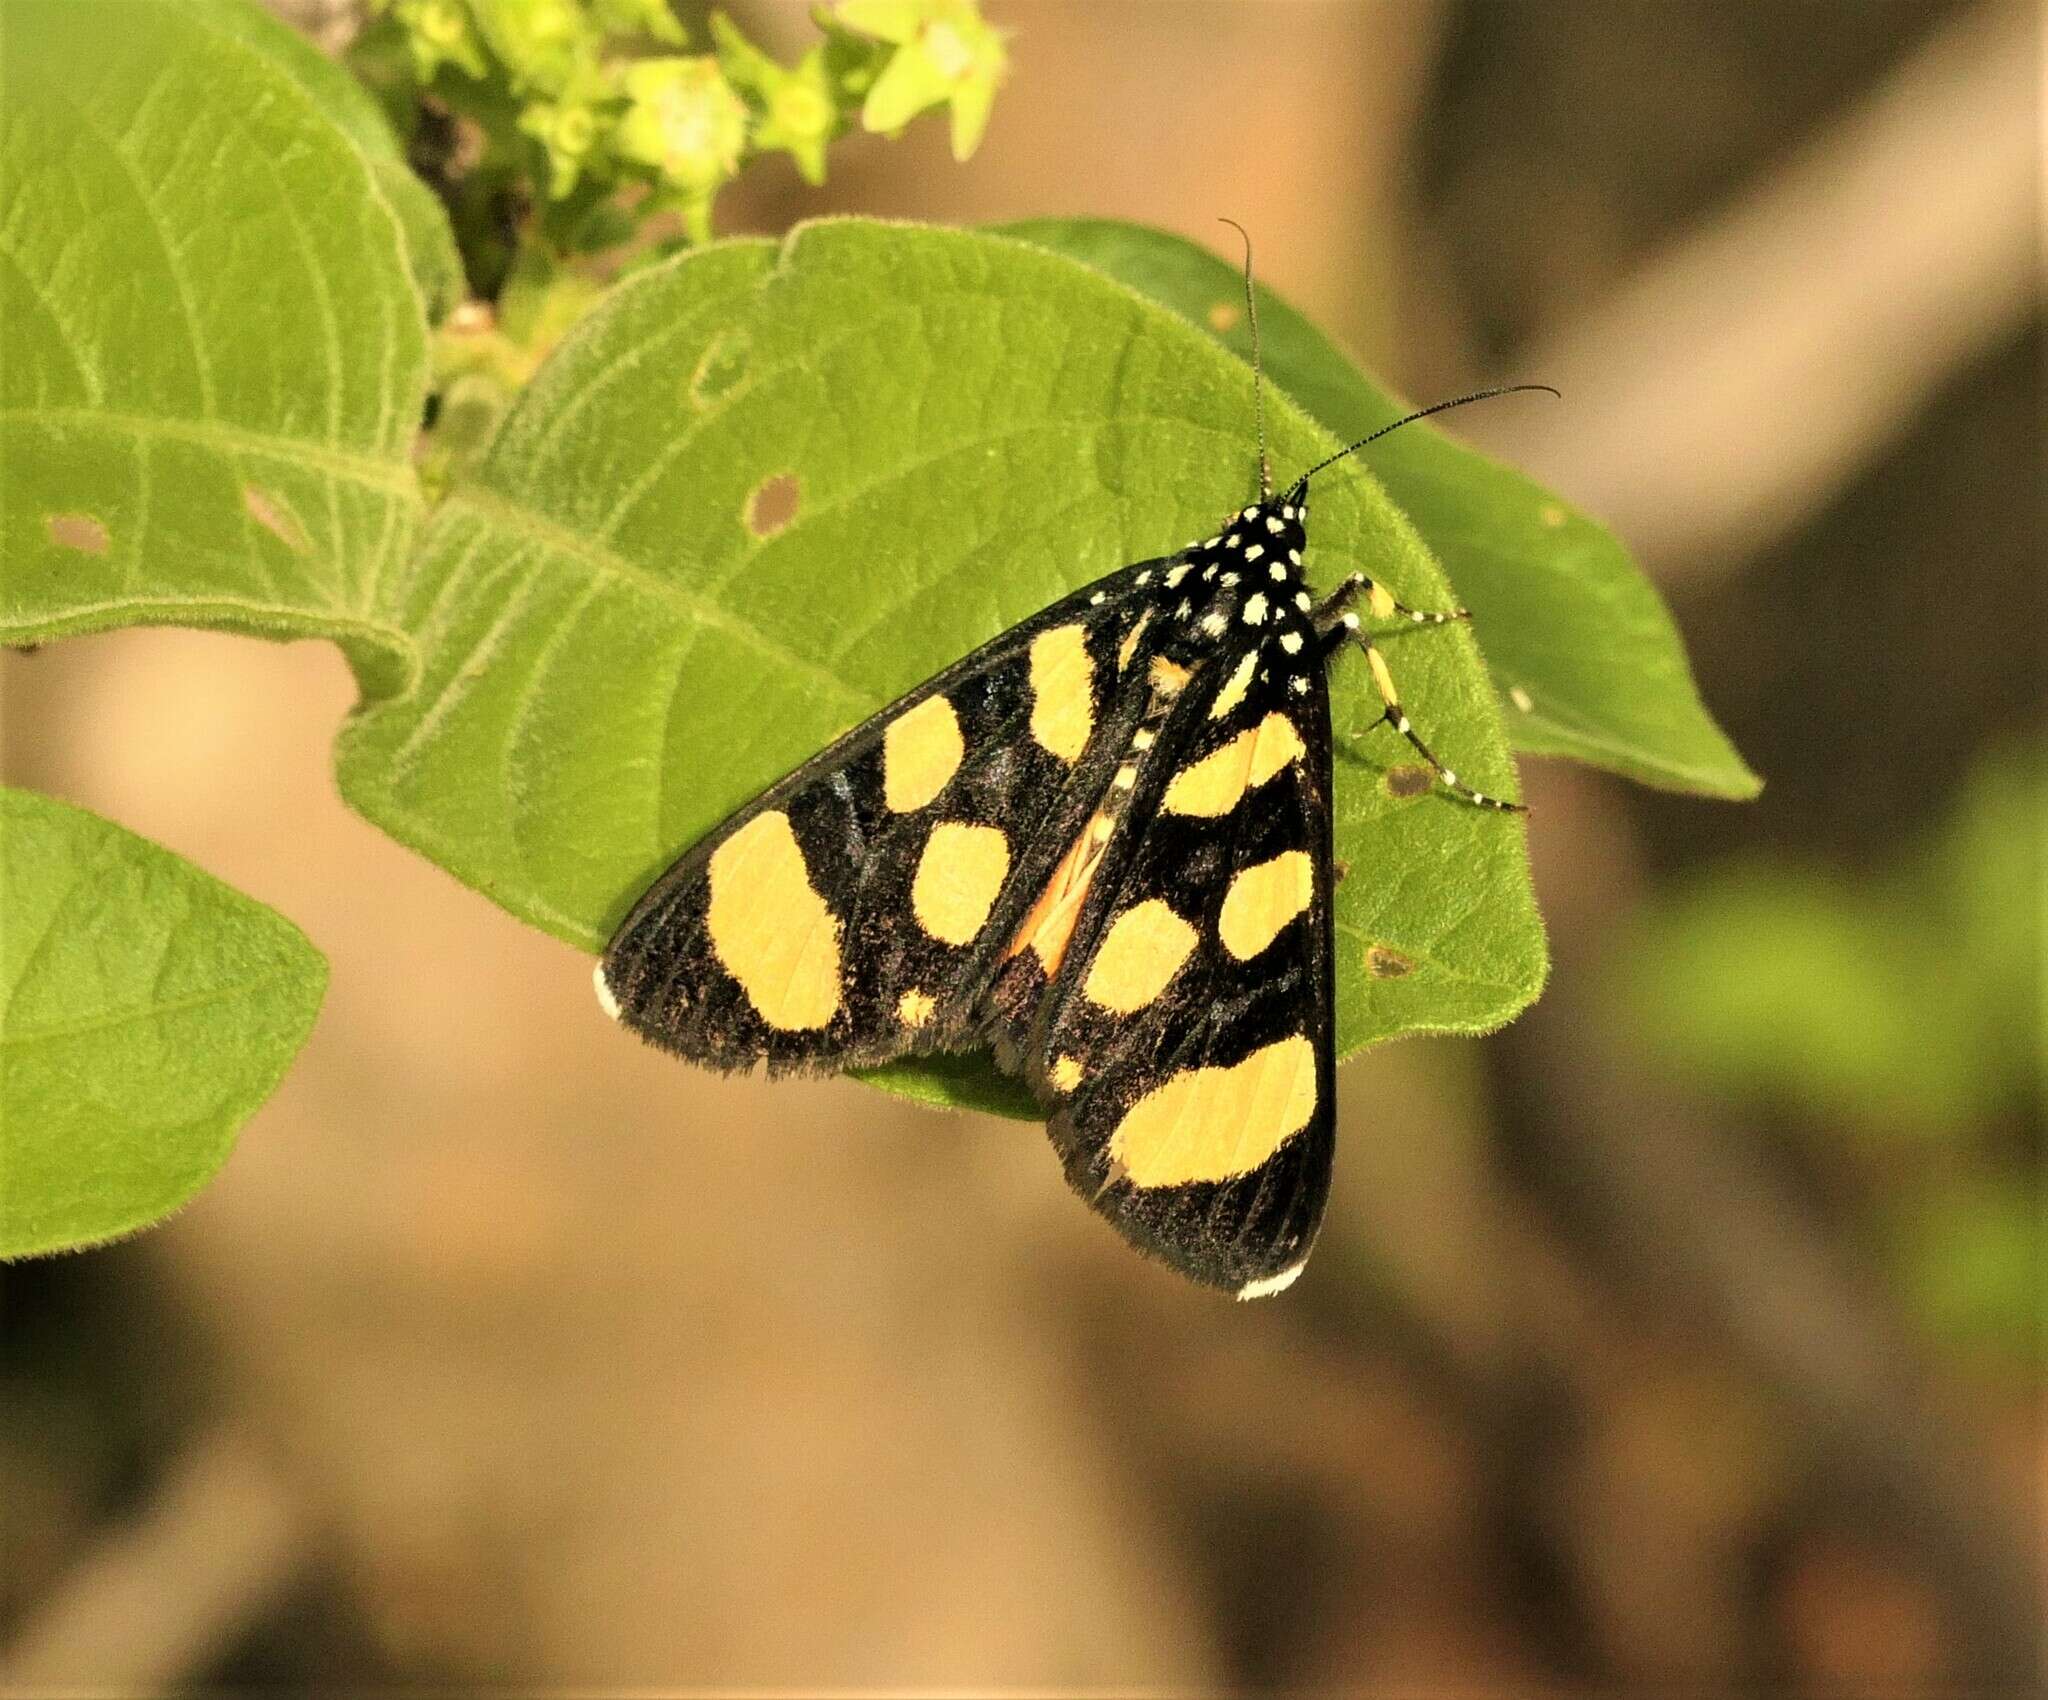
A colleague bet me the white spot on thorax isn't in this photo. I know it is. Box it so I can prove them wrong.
[1245,543,1264,562]
[1279,631,1303,654]
[1242,593,1268,624]
[1200,611,1228,636]
[1268,563,1287,581]
[1265,515,1283,533]
[1294,592,1312,611]
[1289,675,1309,695]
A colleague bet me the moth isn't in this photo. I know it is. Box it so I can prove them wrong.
[597,262,1542,1298]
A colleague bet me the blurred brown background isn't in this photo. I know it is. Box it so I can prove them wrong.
[2,0,2040,1690]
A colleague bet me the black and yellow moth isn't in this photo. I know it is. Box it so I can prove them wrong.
[596,287,1542,1296]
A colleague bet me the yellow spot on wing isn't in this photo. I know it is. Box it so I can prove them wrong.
[1248,714,1308,785]
[1082,898,1198,1013]
[1029,624,1095,761]
[1050,1054,1083,1092]
[706,812,842,1030]
[1218,850,1313,960]
[912,821,1011,945]
[1007,820,1107,975]
[1210,650,1259,720]
[897,987,936,1027]
[1108,1034,1319,1188]
[1117,611,1151,671]
[1160,713,1306,816]
[882,695,963,812]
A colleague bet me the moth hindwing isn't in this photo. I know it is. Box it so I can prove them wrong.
[601,483,1518,1298]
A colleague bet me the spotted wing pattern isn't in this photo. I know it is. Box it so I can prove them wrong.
[601,483,1513,1297]
[603,560,1167,1074]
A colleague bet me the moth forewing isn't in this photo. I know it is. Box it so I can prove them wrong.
[601,551,1178,1076]
[1028,608,1340,1294]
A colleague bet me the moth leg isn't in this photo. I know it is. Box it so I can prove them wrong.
[1320,612,1527,813]
[1313,571,1469,628]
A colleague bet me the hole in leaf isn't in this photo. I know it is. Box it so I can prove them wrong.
[1206,300,1241,334]
[691,329,752,408]
[46,513,109,555]
[1386,762,1432,799]
[1368,945,1415,979]
[1509,685,1535,713]
[746,473,800,539]
[244,487,311,554]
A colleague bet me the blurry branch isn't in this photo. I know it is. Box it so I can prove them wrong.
[0,1425,308,1691]
[1470,0,2039,583]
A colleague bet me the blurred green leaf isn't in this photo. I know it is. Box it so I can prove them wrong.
[1612,860,1979,1136]
[188,0,465,320]
[0,791,327,1257]
[0,0,427,696]
[1001,218,1758,799]
[1891,1178,2042,1367]
[1612,741,2045,1137]
[1923,742,2044,1104]
[338,221,1546,1112]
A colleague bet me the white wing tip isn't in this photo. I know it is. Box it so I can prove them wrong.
[1236,1259,1307,1301]
[593,961,622,1022]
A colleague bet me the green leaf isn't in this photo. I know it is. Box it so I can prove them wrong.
[1890,1178,2041,1366]
[1000,218,1759,799]
[0,0,428,697]
[1610,860,1980,1136]
[340,219,1546,1112]
[0,791,327,1257]
[183,0,465,322]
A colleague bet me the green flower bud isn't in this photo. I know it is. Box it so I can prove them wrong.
[395,0,489,81]
[473,0,595,96]
[617,57,750,194]
[834,0,1005,159]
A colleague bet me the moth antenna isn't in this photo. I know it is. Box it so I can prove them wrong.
[1219,217,1271,498]
[1295,384,1561,488]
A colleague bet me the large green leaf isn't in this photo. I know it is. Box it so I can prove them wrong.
[0,791,327,1257]
[0,0,428,695]
[1002,218,1758,798]
[183,0,463,323]
[341,220,1546,1113]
